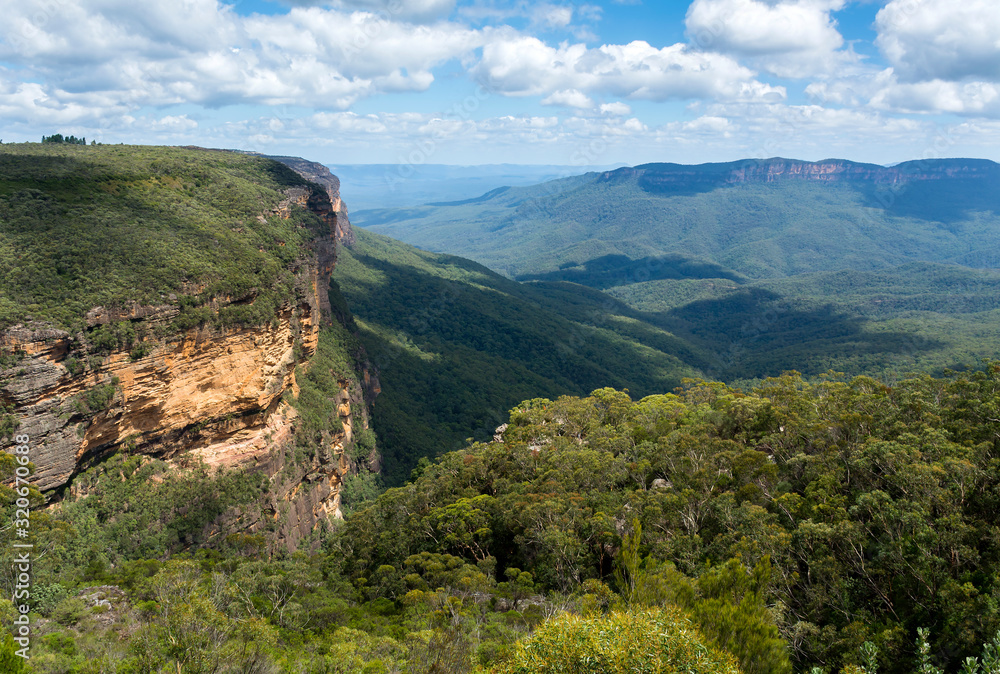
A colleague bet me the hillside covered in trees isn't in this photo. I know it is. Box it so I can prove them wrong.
[333,228,1000,484]
[4,366,1000,672]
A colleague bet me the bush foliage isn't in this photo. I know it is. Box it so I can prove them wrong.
[0,143,329,331]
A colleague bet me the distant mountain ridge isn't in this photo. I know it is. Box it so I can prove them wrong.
[356,156,1000,280]
[612,157,1000,191]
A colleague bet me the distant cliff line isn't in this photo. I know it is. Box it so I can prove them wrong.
[603,157,1000,190]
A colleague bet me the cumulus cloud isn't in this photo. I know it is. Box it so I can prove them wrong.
[871,79,1000,117]
[808,67,1000,118]
[476,37,785,102]
[148,115,199,133]
[685,0,854,77]
[296,0,458,22]
[245,8,482,87]
[600,102,632,116]
[6,0,996,163]
[683,115,733,135]
[0,0,785,136]
[310,111,391,133]
[875,0,1000,83]
[703,101,924,145]
[536,5,573,28]
[0,0,485,122]
[0,69,133,128]
[541,89,594,109]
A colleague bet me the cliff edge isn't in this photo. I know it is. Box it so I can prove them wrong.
[0,144,370,550]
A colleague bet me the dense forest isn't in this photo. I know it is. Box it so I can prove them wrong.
[4,366,1000,672]
[332,228,701,484]
[333,228,1000,483]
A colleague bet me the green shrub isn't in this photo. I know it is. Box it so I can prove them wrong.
[129,342,152,361]
[63,356,85,377]
[489,607,742,674]
[0,632,26,673]
[0,404,17,439]
[33,583,71,615]
[0,349,24,370]
[51,597,89,625]
[87,321,136,355]
[73,378,119,417]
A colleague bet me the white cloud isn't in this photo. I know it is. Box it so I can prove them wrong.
[275,0,457,23]
[600,102,632,116]
[0,0,485,119]
[0,0,779,133]
[805,66,902,107]
[683,115,733,135]
[476,37,786,103]
[620,117,647,134]
[537,5,573,28]
[459,2,597,26]
[699,101,925,150]
[685,0,854,78]
[875,0,1000,83]
[807,67,1000,118]
[871,79,1000,117]
[149,115,199,132]
[541,89,594,109]
[310,111,390,133]
[0,72,132,128]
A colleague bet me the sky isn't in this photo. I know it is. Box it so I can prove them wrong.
[0,0,998,167]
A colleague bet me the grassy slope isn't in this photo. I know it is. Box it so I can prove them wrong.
[333,228,702,484]
[0,143,328,331]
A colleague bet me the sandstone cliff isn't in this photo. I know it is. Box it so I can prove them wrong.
[268,155,356,246]
[0,154,371,551]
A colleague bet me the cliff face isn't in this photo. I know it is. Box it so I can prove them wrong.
[608,157,1000,192]
[0,164,368,550]
[268,155,355,246]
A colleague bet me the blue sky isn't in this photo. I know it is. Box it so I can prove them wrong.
[1,0,998,166]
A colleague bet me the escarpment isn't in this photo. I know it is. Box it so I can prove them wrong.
[0,145,374,550]
[268,155,355,246]
[604,157,1000,192]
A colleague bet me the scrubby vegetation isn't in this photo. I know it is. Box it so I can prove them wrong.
[0,143,329,331]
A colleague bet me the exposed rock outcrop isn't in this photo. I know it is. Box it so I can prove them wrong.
[2,291,316,492]
[267,155,355,246]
